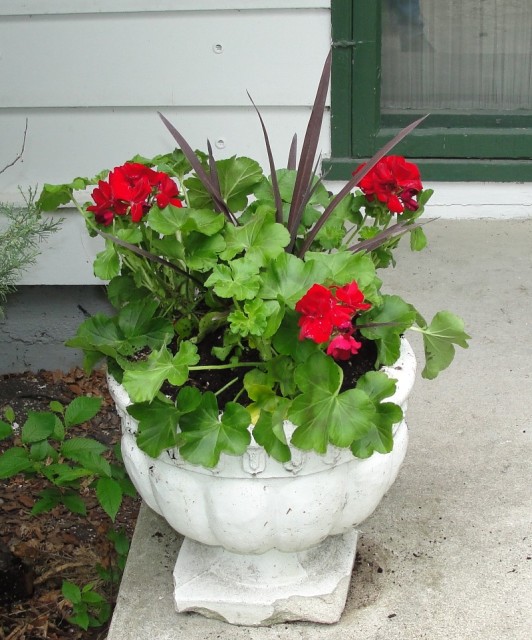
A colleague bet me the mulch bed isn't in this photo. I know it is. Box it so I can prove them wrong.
[0,368,141,640]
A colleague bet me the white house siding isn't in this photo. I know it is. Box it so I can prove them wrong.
[1,1,531,286]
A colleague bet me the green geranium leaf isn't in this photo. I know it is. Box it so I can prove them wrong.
[186,156,263,211]
[265,355,299,397]
[360,295,417,366]
[304,251,382,304]
[217,156,264,212]
[116,227,143,244]
[220,209,290,265]
[147,204,185,234]
[255,169,330,209]
[122,341,199,403]
[183,231,226,272]
[180,209,226,236]
[68,303,172,364]
[148,206,224,236]
[314,219,345,250]
[417,188,434,208]
[228,298,269,338]
[107,276,148,309]
[37,183,73,210]
[128,398,181,458]
[416,311,470,379]
[356,371,397,403]
[348,371,403,458]
[253,399,291,463]
[243,369,277,409]
[312,195,355,249]
[410,226,427,251]
[116,299,159,336]
[288,352,377,453]
[259,252,327,306]
[211,330,241,362]
[66,315,122,358]
[272,311,319,364]
[93,243,120,280]
[350,402,402,458]
[179,393,251,467]
[117,299,173,348]
[262,300,284,339]
[175,386,203,413]
[205,259,261,300]
[149,148,193,177]
[82,350,106,373]
[149,234,185,260]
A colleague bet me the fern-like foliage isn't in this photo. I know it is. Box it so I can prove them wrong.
[0,189,62,316]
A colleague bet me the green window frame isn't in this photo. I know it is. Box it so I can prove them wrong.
[325,0,532,181]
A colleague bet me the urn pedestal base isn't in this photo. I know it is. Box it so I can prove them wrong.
[173,530,359,626]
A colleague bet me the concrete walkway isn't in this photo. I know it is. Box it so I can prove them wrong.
[107,220,532,640]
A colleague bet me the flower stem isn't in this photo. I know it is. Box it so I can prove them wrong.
[190,361,263,372]
[214,377,239,397]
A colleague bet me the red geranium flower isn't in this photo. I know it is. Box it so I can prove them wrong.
[87,179,119,226]
[334,281,372,314]
[87,162,183,226]
[326,334,363,361]
[109,163,153,222]
[355,156,422,214]
[295,280,371,360]
[150,171,183,209]
[295,284,352,343]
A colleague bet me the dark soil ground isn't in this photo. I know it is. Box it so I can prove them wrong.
[0,368,141,640]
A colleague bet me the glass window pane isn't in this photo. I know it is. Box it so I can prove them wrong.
[381,0,532,112]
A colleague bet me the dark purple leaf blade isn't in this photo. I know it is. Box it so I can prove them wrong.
[287,51,332,248]
[247,91,283,223]
[287,134,297,170]
[158,111,232,221]
[206,140,237,224]
[349,217,435,254]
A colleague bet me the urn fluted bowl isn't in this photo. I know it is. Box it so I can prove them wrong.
[108,338,416,555]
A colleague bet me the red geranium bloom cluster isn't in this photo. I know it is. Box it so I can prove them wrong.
[87,162,182,226]
[295,281,371,361]
[354,155,422,214]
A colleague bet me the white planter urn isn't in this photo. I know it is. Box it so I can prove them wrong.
[108,339,416,626]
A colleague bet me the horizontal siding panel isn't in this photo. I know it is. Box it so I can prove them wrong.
[18,213,104,285]
[0,107,331,200]
[0,11,330,108]
[0,1,331,16]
